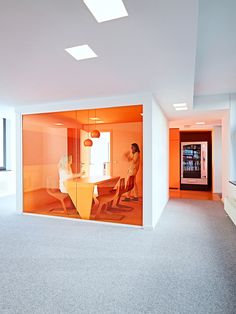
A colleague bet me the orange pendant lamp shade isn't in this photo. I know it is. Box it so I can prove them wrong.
[91,129,100,138]
[84,138,93,147]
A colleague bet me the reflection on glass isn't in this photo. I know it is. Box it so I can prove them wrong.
[23,105,143,226]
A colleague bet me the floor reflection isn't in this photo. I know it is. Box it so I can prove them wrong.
[24,189,142,225]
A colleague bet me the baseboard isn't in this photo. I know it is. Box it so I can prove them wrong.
[143,225,154,231]
[224,197,236,226]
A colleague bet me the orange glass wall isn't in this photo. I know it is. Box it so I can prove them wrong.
[23,105,143,226]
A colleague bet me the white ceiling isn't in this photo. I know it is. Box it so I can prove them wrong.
[168,109,226,129]
[194,0,236,96]
[0,0,235,125]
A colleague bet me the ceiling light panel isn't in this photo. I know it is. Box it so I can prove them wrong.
[65,45,97,61]
[195,122,205,125]
[83,0,128,23]
[89,117,101,121]
[175,107,188,111]
[173,103,187,108]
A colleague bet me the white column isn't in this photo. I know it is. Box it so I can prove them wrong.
[151,97,169,228]
[143,99,153,228]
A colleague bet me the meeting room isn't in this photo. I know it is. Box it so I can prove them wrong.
[23,105,143,226]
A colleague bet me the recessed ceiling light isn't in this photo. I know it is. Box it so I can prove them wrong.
[83,0,128,23]
[65,45,97,61]
[195,122,205,125]
[175,107,188,111]
[96,120,104,124]
[54,123,64,126]
[89,117,101,121]
[173,103,187,108]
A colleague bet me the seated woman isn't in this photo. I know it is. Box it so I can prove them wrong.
[58,155,84,193]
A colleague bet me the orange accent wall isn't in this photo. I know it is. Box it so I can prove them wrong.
[67,128,80,173]
[169,128,180,189]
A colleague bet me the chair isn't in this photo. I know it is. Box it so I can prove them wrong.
[46,177,68,214]
[93,177,120,218]
[114,176,135,206]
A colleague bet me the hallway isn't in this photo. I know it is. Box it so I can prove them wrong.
[0,197,235,313]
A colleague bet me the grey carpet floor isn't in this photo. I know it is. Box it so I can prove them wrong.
[0,196,236,314]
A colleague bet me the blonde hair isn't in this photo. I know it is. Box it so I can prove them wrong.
[58,155,72,170]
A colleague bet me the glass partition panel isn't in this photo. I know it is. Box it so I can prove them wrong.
[23,105,143,226]
[23,110,78,217]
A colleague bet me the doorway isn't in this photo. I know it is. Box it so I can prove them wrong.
[90,132,111,177]
[80,130,111,177]
[169,129,220,200]
[180,131,212,191]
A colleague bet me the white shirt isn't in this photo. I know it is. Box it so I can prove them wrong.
[127,152,140,176]
[59,168,73,193]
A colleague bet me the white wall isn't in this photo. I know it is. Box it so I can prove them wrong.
[152,97,169,228]
[143,98,153,228]
[0,105,16,197]
[229,95,236,181]
[222,110,236,201]
[212,126,222,193]
[222,96,236,202]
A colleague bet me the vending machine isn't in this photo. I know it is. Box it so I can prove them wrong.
[181,142,208,186]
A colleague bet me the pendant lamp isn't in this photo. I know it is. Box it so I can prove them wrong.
[84,138,93,147]
[91,109,100,138]
[91,129,100,138]
[83,109,93,147]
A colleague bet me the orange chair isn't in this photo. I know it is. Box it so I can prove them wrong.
[114,176,135,206]
[94,190,118,218]
[46,177,68,214]
[93,177,120,219]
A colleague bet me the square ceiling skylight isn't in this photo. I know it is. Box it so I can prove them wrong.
[65,45,98,61]
[83,0,128,23]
